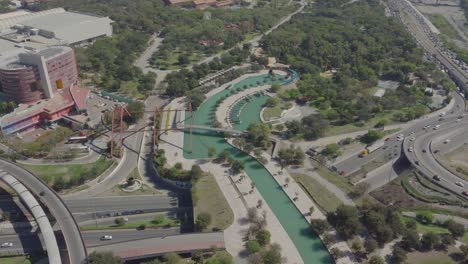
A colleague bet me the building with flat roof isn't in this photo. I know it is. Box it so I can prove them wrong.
[0,8,112,53]
[0,46,88,134]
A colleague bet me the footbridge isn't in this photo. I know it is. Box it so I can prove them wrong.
[179,124,245,135]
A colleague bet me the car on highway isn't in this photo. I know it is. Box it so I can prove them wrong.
[433,125,440,130]
[434,150,439,154]
[444,139,451,144]
[410,137,415,141]
[100,235,113,240]
[422,149,427,153]
[455,182,464,187]
[433,175,441,181]
[457,118,461,123]
[462,191,468,197]
[1,242,13,248]
[408,147,413,152]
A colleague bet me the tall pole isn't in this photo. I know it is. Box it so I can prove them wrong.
[119,107,124,158]
[111,108,115,158]
[153,108,158,148]
[189,103,193,154]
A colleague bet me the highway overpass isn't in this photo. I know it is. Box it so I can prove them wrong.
[89,232,225,260]
[0,159,87,263]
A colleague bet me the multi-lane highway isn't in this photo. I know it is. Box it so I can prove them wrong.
[0,228,180,254]
[404,112,468,196]
[333,92,466,176]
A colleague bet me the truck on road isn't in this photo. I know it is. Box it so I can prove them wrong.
[359,140,384,158]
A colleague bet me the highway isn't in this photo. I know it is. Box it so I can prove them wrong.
[403,114,468,195]
[0,159,87,264]
[333,92,466,176]
[0,228,180,254]
[64,195,178,213]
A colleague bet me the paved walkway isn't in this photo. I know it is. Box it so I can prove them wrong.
[403,211,468,228]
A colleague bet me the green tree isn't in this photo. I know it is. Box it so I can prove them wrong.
[310,219,331,235]
[230,160,244,174]
[246,123,271,148]
[264,97,280,107]
[277,146,305,169]
[270,83,281,93]
[88,251,123,264]
[360,130,383,144]
[364,238,378,253]
[401,229,420,251]
[445,219,465,238]
[421,232,440,250]
[196,212,212,231]
[416,212,433,225]
[114,217,126,226]
[163,253,182,264]
[205,251,233,264]
[327,205,361,239]
[321,143,340,157]
[460,244,468,258]
[153,214,166,225]
[217,150,231,163]
[246,240,262,254]
[367,255,384,264]
[124,101,145,124]
[255,229,271,246]
[391,246,407,264]
[260,243,283,264]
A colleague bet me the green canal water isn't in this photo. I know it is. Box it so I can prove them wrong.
[183,74,333,264]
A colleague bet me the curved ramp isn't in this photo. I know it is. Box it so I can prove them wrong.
[0,159,87,264]
[0,172,61,263]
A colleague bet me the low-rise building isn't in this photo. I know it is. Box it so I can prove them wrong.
[0,46,88,134]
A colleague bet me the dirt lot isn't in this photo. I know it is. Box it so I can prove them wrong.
[406,246,461,264]
[370,175,468,216]
[439,144,468,180]
[415,1,468,49]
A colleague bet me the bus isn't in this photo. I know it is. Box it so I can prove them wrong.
[67,136,88,144]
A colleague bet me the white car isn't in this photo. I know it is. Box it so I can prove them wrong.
[455,182,464,187]
[397,136,404,141]
[408,147,413,152]
[1,242,13,248]
[100,235,113,241]
[457,118,461,123]
[434,125,440,130]
[444,139,451,144]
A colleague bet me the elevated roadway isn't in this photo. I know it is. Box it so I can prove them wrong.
[0,159,87,264]
[0,172,61,263]
[89,232,224,261]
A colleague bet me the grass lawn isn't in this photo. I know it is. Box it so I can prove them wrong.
[192,173,234,231]
[81,217,179,231]
[406,249,457,264]
[291,173,343,213]
[401,216,450,235]
[308,159,354,193]
[118,80,144,100]
[23,157,114,186]
[0,255,43,264]
[326,110,399,136]
[263,106,282,121]
[428,14,461,41]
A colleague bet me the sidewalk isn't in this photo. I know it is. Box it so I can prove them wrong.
[239,140,356,264]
